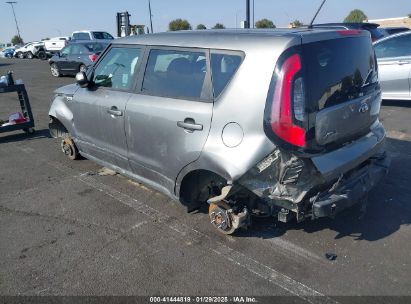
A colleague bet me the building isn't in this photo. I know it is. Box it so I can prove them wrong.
[367,16,411,28]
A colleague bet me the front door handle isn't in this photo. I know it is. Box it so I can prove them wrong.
[107,106,123,117]
[177,118,203,131]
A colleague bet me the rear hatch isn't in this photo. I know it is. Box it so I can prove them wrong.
[304,33,380,150]
[264,30,381,153]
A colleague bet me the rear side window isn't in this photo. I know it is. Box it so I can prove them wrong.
[142,49,207,99]
[211,53,242,98]
[374,34,411,58]
[92,32,114,40]
[93,47,141,90]
[84,43,107,53]
[73,33,90,40]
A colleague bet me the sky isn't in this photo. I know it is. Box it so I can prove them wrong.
[1,0,410,43]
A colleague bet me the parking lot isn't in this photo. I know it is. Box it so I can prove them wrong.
[0,57,411,300]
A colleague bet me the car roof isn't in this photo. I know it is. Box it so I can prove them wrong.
[313,23,380,29]
[373,29,411,44]
[113,29,369,50]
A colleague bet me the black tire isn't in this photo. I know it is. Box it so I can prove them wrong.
[37,51,47,60]
[50,63,61,77]
[16,52,25,59]
[26,51,34,59]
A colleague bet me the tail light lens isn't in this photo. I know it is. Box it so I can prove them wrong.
[269,53,306,148]
[88,54,98,62]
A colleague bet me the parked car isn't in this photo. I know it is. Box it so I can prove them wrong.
[312,23,388,41]
[49,29,389,234]
[48,41,108,77]
[0,47,15,58]
[44,36,71,56]
[374,30,411,101]
[14,41,45,59]
[382,27,410,36]
[71,30,114,42]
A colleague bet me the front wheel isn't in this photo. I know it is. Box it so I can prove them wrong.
[16,52,25,59]
[50,63,61,77]
[61,136,80,160]
[37,51,47,60]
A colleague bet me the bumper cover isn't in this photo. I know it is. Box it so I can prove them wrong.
[311,153,390,219]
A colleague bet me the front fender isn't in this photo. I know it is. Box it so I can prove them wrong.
[48,96,75,136]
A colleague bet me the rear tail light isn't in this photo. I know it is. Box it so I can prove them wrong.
[269,53,306,148]
[88,54,98,62]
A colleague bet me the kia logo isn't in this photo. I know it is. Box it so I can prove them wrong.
[359,103,369,113]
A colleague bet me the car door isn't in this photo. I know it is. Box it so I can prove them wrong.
[125,47,213,193]
[71,45,143,170]
[58,45,73,72]
[374,33,411,99]
[65,44,83,73]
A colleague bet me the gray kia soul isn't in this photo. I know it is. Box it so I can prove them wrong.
[49,29,389,234]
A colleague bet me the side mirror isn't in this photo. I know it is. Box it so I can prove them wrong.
[76,72,89,88]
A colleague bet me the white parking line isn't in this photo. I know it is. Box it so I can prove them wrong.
[78,173,338,304]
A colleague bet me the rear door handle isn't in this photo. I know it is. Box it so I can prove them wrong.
[107,106,123,117]
[177,118,203,131]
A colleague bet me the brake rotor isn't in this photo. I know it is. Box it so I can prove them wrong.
[61,137,78,160]
[208,202,237,235]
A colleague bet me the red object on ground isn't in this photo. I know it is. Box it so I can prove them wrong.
[8,112,27,124]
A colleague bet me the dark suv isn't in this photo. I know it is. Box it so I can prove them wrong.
[312,23,388,41]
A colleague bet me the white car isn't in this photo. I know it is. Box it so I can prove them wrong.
[71,30,114,42]
[44,37,70,54]
[14,41,44,59]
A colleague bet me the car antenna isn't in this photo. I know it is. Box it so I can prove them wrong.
[308,0,327,29]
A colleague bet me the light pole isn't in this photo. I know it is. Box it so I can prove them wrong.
[6,1,22,42]
[148,0,154,33]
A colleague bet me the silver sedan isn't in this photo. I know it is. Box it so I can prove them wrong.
[374,31,411,100]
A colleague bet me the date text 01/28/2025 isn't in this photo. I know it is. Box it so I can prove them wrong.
[149,296,258,303]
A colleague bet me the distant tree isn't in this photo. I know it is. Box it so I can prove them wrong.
[169,19,192,31]
[344,9,368,23]
[255,18,276,28]
[408,12,411,18]
[290,20,303,28]
[11,35,23,45]
[212,23,226,29]
[196,24,207,30]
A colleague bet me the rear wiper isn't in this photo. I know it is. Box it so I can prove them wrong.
[361,69,375,88]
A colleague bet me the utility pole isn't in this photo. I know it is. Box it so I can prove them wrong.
[148,0,154,33]
[246,0,250,29]
[6,1,22,41]
[252,0,255,28]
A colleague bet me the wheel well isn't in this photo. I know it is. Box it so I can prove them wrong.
[179,170,227,208]
[49,116,68,138]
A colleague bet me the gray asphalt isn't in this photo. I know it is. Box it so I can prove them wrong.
[0,58,410,300]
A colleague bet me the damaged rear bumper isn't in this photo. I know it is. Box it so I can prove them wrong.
[237,122,390,222]
[311,153,389,219]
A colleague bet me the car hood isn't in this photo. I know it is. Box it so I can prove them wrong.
[54,83,79,96]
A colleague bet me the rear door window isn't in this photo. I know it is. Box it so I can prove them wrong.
[374,34,411,58]
[142,49,207,100]
[73,33,90,40]
[93,47,142,90]
[211,53,243,98]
